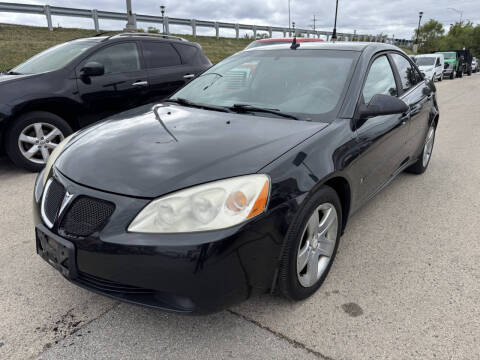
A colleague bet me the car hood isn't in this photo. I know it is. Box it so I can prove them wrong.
[56,104,328,198]
[0,73,38,84]
[419,65,434,71]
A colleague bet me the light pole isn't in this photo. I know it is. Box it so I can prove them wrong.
[288,0,291,37]
[160,5,166,34]
[332,0,339,41]
[292,21,296,37]
[124,0,136,31]
[415,11,423,44]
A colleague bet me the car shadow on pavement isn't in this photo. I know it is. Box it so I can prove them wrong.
[0,156,32,177]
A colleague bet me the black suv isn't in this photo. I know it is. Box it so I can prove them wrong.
[0,33,211,171]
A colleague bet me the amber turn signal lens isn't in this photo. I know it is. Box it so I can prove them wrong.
[247,180,269,218]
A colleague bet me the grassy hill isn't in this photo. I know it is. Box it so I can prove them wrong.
[0,23,252,70]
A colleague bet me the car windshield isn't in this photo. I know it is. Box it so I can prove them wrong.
[417,57,436,66]
[11,40,98,74]
[171,49,358,121]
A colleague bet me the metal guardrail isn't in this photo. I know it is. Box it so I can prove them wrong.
[0,2,413,46]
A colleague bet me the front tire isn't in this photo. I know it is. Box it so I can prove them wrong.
[5,111,73,172]
[279,186,342,301]
[406,124,436,175]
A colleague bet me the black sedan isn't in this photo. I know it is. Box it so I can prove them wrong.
[33,42,438,314]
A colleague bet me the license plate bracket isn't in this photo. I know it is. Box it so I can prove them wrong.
[36,225,77,279]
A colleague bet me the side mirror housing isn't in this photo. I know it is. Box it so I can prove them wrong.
[80,62,104,77]
[358,94,409,119]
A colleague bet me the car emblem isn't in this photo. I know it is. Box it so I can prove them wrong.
[59,191,74,217]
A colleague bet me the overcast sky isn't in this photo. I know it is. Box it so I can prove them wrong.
[0,0,479,39]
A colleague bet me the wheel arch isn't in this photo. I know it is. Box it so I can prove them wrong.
[320,176,351,233]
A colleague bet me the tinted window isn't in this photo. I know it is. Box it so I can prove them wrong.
[142,42,181,68]
[391,53,420,91]
[87,43,140,74]
[363,56,397,103]
[172,50,358,121]
[173,43,198,64]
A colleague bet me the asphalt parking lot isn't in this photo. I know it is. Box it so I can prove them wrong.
[1,74,480,360]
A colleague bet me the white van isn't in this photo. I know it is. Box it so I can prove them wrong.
[415,53,444,82]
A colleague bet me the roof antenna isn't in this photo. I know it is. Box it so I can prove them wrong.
[290,37,300,50]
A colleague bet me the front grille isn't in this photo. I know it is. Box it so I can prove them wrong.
[43,179,66,226]
[59,196,115,237]
[77,271,155,295]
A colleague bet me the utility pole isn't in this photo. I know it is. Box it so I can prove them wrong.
[332,0,339,40]
[124,0,136,31]
[160,5,166,34]
[288,0,291,36]
[311,14,317,32]
[416,11,423,44]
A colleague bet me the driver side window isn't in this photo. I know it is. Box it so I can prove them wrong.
[86,42,140,75]
[363,55,398,103]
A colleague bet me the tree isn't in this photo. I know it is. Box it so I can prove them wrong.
[415,19,444,53]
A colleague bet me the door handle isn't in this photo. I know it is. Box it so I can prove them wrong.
[183,74,195,79]
[132,81,149,87]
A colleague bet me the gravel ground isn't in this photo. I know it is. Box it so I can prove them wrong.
[1,74,479,360]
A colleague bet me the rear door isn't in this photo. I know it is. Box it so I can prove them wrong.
[140,41,200,103]
[390,53,433,160]
[75,41,149,126]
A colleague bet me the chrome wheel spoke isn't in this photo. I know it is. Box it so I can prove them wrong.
[34,123,44,139]
[45,128,61,141]
[297,243,311,272]
[317,236,335,257]
[25,145,39,159]
[304,251,320,287]
[306,210,320,236]
[318,207,336,237]
[40,146,50,162]
[19,133,37,145]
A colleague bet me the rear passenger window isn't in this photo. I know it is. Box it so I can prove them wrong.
[173,43,198,65]
[363,55,398,103]
[142,42,181,68]
[391,53,421,91]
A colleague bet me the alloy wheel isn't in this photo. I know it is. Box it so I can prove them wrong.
[422,126,435,167]
[18,122,64,164]
[297,203,338,288]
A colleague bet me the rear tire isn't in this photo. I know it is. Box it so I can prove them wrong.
[5,111,72,172]
[450,71,455,79]
[279,185,342,301]
[406,124,436,175]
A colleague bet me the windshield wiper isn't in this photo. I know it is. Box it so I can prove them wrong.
[165,98,233,113]
[228,104,298,120]
[6,70,22,75]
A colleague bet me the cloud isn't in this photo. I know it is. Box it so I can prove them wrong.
[0,0,478,38]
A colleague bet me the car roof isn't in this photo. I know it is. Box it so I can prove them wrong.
[79,33,190,43]
[244,41,400,53]
[253,38,324,43]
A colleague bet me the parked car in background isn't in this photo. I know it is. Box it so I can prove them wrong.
[456,49,473,77]
[34,42,438,313]
[436,51,457,79]
[245,37,324,49]
[416,53,444,82]
[0,33,211,171]
[472,57,479,73]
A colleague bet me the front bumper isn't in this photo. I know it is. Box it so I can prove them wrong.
[33,170,287,314]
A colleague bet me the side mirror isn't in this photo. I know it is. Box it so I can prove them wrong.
[358,94,409,119]
[80,62,104,77]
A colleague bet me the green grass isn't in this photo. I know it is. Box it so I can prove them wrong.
[0,23,252,70]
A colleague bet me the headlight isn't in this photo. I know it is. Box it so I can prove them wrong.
[128,174,270,233]
[42,134,73,185]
